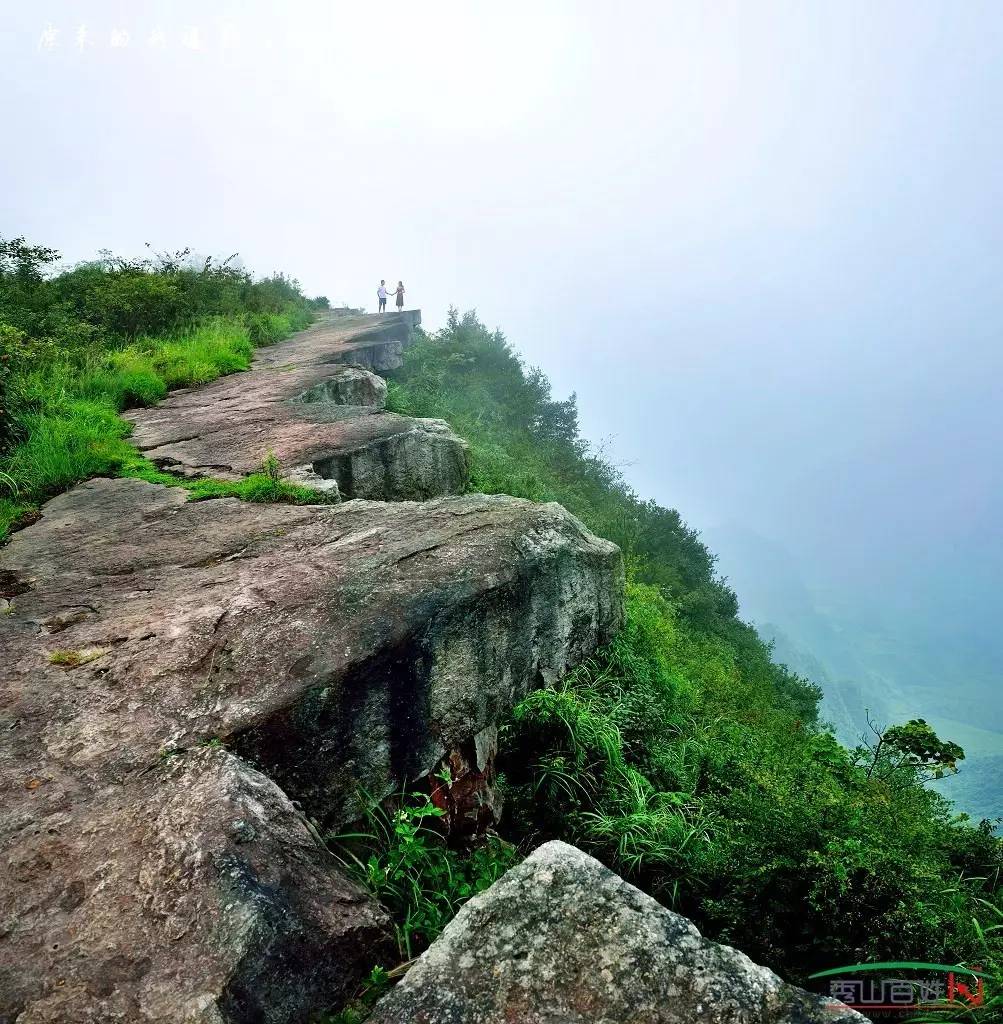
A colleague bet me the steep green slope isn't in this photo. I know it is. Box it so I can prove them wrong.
[386,308,1003,985]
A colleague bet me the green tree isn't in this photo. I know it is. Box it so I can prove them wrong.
[857,714,966,781]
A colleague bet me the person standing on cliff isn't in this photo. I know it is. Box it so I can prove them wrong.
[377,280,388,312]
[395,281,405,311]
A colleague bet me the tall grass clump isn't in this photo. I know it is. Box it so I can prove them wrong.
[153,317,254,388]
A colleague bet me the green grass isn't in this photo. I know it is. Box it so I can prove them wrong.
[47,647,109,668]
[331,791,518,961]
[154,319,254,389]
[325,788,518,1018]
[1,398,135,520]
[0,311,315,539]
[122,453,335,506]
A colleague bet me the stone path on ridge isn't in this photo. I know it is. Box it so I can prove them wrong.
[126,310,469,501]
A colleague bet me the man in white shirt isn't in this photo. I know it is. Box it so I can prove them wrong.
[377,280,388,312]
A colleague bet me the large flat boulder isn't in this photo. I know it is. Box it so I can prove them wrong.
[0,479,623,1022]
[126,311,470,500]
[370,841,868,1024]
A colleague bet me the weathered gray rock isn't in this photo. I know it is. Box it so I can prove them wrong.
[251,310,419,373]
[126,311,469,500]
[305,416,469,502]
[0,479,623,1022]
[371,841,868,1024]
[3,746,393,1024]
[290,364,387,407]
[275,310,418,373]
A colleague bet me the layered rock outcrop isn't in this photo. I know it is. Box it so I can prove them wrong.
[0,469,622,1020]
[126,311,468,500]
[371,841,868,1024]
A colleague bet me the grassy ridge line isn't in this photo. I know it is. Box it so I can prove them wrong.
[0,237,336,540]
[0,308,323,540]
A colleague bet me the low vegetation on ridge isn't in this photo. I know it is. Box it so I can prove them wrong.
[0,236,326,537]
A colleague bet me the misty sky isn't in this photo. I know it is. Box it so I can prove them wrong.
[3,1,1002,621]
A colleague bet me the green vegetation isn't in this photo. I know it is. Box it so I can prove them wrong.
[326,790,518,1021]
[123,451,334,507]
[5,240,1000,1011]
[321,965,395,1024]
[386,308,1003,987]
[331,790,517,961]
[46,647,108,668]
[0,236,321,538]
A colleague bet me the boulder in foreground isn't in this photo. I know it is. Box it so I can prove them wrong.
[371,840,868,1024]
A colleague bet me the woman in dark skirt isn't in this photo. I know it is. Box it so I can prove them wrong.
[395,281,405,310]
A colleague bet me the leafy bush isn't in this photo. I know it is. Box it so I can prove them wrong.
[53,263,185,338]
